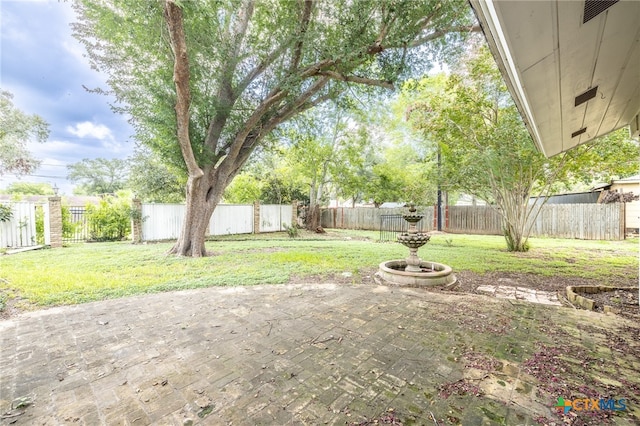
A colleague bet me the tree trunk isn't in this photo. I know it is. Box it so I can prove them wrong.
[306,178,318,231]
[501,202,530,252]
[305,204,323,232]
[169,170,224,257]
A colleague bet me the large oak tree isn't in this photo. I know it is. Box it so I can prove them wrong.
[73,0,477,256]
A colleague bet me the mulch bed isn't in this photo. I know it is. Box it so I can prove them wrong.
[582,288,639,315]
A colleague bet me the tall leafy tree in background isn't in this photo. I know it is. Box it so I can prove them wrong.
[0,91,49,176]
[284,104,355,229]
[73,0,478,256]
[332,125,377,207]
[348,99,435,207]
[3,182,55,196]
[67,158,129,195]
[406,45,639,252]
[128,148,186,203]
[223,143,308,204]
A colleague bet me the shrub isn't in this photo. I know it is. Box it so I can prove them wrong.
[35,206,44,244]
[0,204,12,222]
[61,205,80,239]
[282,222,299,238]
[86,196,133,241]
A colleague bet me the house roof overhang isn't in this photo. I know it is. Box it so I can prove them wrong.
[468,0,640,157]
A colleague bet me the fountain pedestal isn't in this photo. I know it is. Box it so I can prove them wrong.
[375,205,456,288]
[405,248,422,272]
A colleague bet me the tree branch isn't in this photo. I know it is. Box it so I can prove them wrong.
[206,0,255,152]
[235,40,292,97]
[274,89,334,126]
[224,88,289,163]
[232,79,335,169]
[409,25,481,47]
[289,0,314,72]
[269,77,331,128]
[317,71,394,90]
[164,0,203,179]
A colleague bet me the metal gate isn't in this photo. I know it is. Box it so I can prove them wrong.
[379,214,427,241]
[64,207,90,243]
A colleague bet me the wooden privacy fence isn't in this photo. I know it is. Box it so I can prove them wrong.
[527,203,625,240]
[445,206,502,235]
[446,204,625,240]
[321,207,436,232]
[321,203,626,240]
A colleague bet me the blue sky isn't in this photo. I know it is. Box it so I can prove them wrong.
[0,0,134,195]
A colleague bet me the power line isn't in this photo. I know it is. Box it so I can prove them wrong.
[1,174,68,179]
[39,163,70,167]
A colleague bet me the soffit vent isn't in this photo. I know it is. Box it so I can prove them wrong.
[572,127,587,138]
[575,86,599,106]
[583,0,619,24]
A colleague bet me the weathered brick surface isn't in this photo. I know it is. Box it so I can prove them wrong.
[1,284,639,425]
[47,196,62,248]
[131,198,143,243]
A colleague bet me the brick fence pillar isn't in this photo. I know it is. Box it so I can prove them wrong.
[131,198,143,243]
[48,196,63,248]
[253,200,260,234]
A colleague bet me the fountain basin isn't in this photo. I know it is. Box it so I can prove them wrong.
[376,260,457,287]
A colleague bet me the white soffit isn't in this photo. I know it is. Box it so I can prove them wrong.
[469,0,640,157]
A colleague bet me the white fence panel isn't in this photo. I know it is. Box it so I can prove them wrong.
[210,204,254,235]
[141,203,292,241]
[626,200,639,230]
[260,204,292,232]
[141,204,185,241]
[0,202,38,248]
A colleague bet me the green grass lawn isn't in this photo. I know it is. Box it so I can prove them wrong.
[1,229,637,307]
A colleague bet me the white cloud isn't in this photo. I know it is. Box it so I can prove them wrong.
[101,139,125,154]
[62,39,86,63]
[66,121,114,140]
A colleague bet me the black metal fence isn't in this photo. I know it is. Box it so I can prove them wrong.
[64,207,90,243]
[379,214,428,241]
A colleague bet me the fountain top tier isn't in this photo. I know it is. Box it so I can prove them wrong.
[398,204,430,250]
[402,204,424,224]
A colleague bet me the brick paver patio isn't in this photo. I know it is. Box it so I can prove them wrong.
[1,283,638,425]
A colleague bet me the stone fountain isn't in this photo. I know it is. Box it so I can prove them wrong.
[375,205,457,287]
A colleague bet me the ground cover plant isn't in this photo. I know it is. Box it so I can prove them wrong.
[0,230,637,313]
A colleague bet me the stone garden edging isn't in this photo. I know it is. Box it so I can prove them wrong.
[566,285,637,313]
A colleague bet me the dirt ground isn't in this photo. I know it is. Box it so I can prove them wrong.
[451,271,639,320]
[320,268,640,321]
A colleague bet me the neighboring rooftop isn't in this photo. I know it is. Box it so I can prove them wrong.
[0,194,102,206]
